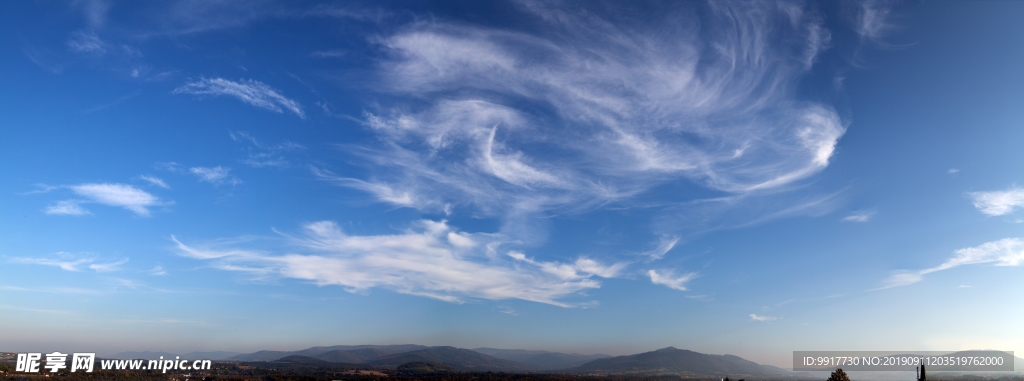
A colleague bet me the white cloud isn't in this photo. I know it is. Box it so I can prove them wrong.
[44,200,91,216]
[855,1,893,41]
[842,211,875,222]
[648,269,697,291]
[508,251,628,281]
[11,256,91,271]
[72,0,110,28]
[876,238,1024,289]
[311,50,346,58]
[877,272,923,290]
[230,131,303,168]
[155,161,183,172]
[89,258,128,272]
[750,314,779,322]
[947,168,959,174]
[173,220,624,307]
[641,236,679,260]
[139,175,169,188]
[334,2,847,227]
[968,187,1024,216]
[67,30,107,54]
[923,238,1024,273]
[311,166,427,208]
[190,166,242,186]
[110,278,142,289]
[149,266,167,276]
[173,78,305,118]
[497,305,518,315]
[11,254,127,273]
[68,183,161,216]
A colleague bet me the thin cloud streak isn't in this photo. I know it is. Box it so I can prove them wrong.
[190,166,242,186]
[875,238,1024,290]
[140,175,169,189]
[750,314,779,322]
[842,211,875,222]
[173,78,305,118]
[968,187,1024,216]
[173,220,625,307]
[44,200,91,216]
[10,254,128,273]
[641,236,680,260]
[68,183,162,216]
[648,269,697,291]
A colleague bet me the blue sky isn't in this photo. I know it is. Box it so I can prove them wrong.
[1,0,1022,367]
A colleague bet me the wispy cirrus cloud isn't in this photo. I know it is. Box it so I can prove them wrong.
[877,238,1024,290]
[321,2,849,242]
[139,175,169,189]
[67,30,107,54]
[854,1,894,41]
[842,211,875,222]
[230,131,304,168]
[173,78,304,118]
[173,220,625,307]
[65,29,143,59]
[311,50,346,58]
[72,0,110,28]
[10,253,128,273]
[190,166,242,186]
[968,187,1024,216]
[68,183,162,216]
[750,314,779,322]
[648,269,698,291]
[44,200,91,216]
[641,236,680,260]
[89,258,129,272]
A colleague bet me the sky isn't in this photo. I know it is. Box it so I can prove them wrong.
[1,0,1022,368]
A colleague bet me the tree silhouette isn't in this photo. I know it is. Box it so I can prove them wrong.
[827,368,850,381]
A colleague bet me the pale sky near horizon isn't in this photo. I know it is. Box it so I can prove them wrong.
[1,0,1022,368]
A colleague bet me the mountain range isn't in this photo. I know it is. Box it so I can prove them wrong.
[110,345,1022,377]
[472,348,611,370]
[576,347,796,378]
[204,345,798,376]
[224,344,601,371]
[111,351,241,360]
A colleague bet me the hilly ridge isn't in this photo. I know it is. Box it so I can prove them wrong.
[576,347,795,378]
[219,344,806,376]
[473,348,611,370]
[229,345,427,361]
[366,346,536,371]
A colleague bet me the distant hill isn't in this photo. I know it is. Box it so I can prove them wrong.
[576,347,795,378]
[367,346,536,371]
[181,351,240,360]
[229,345,427,361]
[276,355,335,364]
[314,347,413,363]
[347,348,395,359]
[315,350,367,363]
[473,348,611,370]
[110,351,179,360]
[228,350,293,361]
